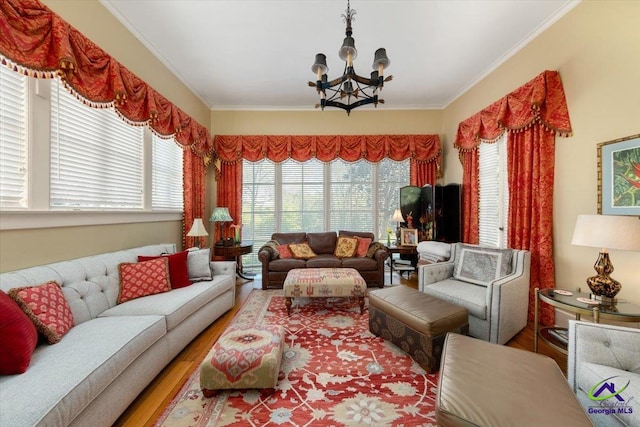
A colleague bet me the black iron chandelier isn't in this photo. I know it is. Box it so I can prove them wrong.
[308,0,392,115]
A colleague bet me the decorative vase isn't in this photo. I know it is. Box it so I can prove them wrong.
[235,228,241,244]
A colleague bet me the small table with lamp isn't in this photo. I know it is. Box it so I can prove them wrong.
[212,241,255,281]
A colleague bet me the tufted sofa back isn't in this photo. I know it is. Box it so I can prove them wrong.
[0,244,175,325]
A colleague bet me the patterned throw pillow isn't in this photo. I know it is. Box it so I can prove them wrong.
[453,245,513,286]
[366,241,387,258]
[118,257,171,304]
[8,281,75,345]
[289,242,318,260]
[138,250,192,288]
[334,236,358,258]
[0,290,38,373]
[354,236,373,257]
[277,244,293,259]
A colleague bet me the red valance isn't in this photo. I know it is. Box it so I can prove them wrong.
[455,70,572,151]
[0,0,212,158]
[214,134,441,168]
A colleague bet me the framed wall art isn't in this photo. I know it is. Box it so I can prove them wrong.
[598,133,640,215]
[400,228,418,246]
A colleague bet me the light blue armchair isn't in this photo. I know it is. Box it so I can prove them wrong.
[568,320,640,427]
[418,243,531,344]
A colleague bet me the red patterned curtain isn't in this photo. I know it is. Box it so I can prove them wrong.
[0,0,212,246]
[454,70,572,326]
[214,134,441,231]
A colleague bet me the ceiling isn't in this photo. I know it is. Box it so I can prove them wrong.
[100,0,579,111]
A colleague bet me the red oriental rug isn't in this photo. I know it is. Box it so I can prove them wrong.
[155,290,439,427]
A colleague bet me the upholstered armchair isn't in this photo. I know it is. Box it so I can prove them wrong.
[568,320,640,427]
[418,243,531,344]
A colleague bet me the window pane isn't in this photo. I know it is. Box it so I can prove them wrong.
[479,134,509,247]
[281,159,324,233]
[329,160,374,232]
[376,159,410,240]
[50,80,143,209]
[242,160,276,269]
[152,135,183,211]
[0,67,28,209]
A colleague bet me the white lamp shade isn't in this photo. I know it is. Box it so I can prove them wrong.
[186,218,209,237]
[392,209,404,222]
[571,214,640,251]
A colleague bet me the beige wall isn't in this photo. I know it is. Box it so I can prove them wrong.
[0,1,210,272]
[442,0,640,305]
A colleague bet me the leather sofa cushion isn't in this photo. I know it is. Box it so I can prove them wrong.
[342,256,378,271]
[271,233,307,245]
[339,230,375,241]
[307,255,342,268]
[268,258,306,271]
[307,232,337,255]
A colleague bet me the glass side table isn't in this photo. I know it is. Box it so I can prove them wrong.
[534,287,640,354]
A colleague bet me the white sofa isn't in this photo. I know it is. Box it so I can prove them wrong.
[0,244,236,427]
[418,242,531,345]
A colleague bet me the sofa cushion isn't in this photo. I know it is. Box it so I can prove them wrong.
[139,250,191,289]
[186,248,213,282]
[272,232,307,245]
[289,242,318,259]
[0,290,38,374]
[307,232,337,255]
[307,254,342,268]
[118,258,171,303]
[268,258,307,271]
[8,282,75,344]
[453,245,513,286]
[0,315,165,427]
[334,236,358,258]
[342,256,379,271]
[423,279,487,320]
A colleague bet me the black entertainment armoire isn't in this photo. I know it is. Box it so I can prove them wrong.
[399,183,461,243]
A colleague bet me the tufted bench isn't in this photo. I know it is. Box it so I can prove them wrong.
[368,286,468,373]
[200,324,285,397]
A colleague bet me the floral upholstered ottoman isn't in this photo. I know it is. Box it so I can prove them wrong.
[283,268,366,315]
[200,324,285,397]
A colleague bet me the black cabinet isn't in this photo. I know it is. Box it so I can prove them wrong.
[399,183,461,243]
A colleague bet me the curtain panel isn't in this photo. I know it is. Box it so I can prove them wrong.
[454,70,572,326]
[0,0,212,246]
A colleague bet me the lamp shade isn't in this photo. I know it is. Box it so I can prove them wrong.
[186,218,208,237]
[209,207,233,223]
[392,209,404,223]
[571,214,640,251]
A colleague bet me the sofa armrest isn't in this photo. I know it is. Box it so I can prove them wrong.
[258,249,272,264]
[210,261,236,276]
[372,248,389,263]
[418,262,454,292]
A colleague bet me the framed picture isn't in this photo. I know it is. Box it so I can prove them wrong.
[598,134,640,215]
[400,228,418,246]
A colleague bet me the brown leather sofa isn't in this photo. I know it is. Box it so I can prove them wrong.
[258,231,388,290]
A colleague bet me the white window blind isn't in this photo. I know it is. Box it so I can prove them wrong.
[0,66,28,209]
[478,134,509,247]
[152,135,183,210]
[329,159,374,232]
[50,79,143,209]
[377,159,410,240]
[282,159,324,232]
[242,160,276,267]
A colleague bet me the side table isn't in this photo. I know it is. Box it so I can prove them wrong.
[212,242,254,280]
[534,287,640,354]
[385,244,418,285]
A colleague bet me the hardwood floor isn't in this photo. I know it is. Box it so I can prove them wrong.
[114,270,567,426]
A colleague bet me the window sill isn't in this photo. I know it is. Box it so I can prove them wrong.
[0,211,183,230]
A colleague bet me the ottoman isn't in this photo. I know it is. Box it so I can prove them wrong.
[368,286,468,373]
[200,324,285,397]
[283,268,366,315]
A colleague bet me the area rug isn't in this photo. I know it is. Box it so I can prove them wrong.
[155,290,439,427]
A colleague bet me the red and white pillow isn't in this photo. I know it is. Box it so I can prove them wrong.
[0,290,39,374]
[118,257,171,304]
[138,250,192,289]
[8,281,75,345]
[354,236,372,257]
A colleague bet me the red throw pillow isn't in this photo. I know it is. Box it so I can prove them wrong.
[277,244,293,259]
[8,282,75,345]
[118,258,171,304]
[0,290,38,374]
[354,236,373,257]
[138,250,191,289]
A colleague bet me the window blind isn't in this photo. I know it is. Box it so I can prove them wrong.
[152,134,183,210]
[478,134,509,247]
[377,159,410,240]
[282,159,324,232]
[0,67,28,209]
[242,160,276,267]
[329,159,374,232]
[50,79,143,209]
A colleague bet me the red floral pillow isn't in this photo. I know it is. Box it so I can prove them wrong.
[354,236,373,257]
[0,290,39,374]
[8,282,75,345]
[118,257,171,304]
[138,250,191,289]
[276,244,293,259]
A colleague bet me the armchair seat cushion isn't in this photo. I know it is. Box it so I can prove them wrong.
[422,279,487,320]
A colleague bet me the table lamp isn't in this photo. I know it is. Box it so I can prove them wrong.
[571,214,640,302]
[392,209,404,244]
[186,218,208,248]
[209,207,234,246]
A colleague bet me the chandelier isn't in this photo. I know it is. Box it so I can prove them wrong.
[309,0,392,115]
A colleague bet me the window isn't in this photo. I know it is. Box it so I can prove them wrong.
[0,66,28,209]
[152,135,184,210]
[478,133,509,247]
[241,158,410,269]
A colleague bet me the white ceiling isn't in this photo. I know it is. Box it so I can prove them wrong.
[100,0,579,111]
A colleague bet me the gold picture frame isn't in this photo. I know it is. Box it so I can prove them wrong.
[400,228,418,246]
[597,133,640,215]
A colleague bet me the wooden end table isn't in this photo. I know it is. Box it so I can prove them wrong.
[212,241,254,280]
[385,244,418,284]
